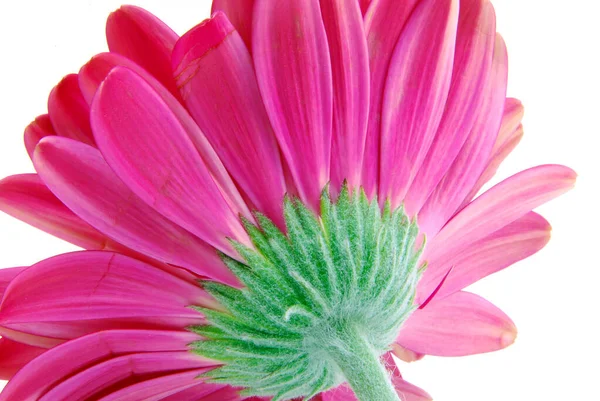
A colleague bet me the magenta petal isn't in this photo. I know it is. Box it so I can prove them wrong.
[424,164,576,266]
[359,0,371,15]
[378,0,459,209]
[0,174,109,250]
[33,137,238,285]
[418,212,551,303]
[24,115,56,160]
[404,0,497,215]
[0,329,203,401]
[47,74,95,146]
[321,0,370,190]
[0,337,45,380]
[96,370,224,401]
[79,52,156,105]
[253,0,333,211]
[361,0,420,196]
[160,383,240,401]
[0,251,210,341]
[92,66,251,253]
[0,266,25,301]
[173,12,286,228]
[418,34,509,237]
[41,353,211,401]
[212,0,255,50]
[397,291,517,356]
[106,5,180,97]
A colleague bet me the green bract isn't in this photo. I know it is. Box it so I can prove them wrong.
[190,186,425,401]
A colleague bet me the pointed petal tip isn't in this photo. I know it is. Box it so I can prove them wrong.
[173,11,234,73]
[501,326,518,348]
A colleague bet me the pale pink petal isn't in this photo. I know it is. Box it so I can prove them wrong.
[424,165,576,266]
[0,337,45,380]
[173,12,286,227]
[391,343,424,363]
[92,66,251,253]
[385,354,432,401]
[253,0,333,211]
[320,0,370,190]
[397,291,517,356]
[98,371,226,401]
[47,74,95,145]
[361,0,420,196]
[417,212,551,303]
[461,98,525,205]
[33,137,238,285]
[0,174,109,250]
[378,0,459,209]
[40,354,211,401]
[494,98,525,149]
[418,34,509,237]
[0,267,25,301]
[404,0,497,215]
[106,5,180,97]
[212,0,255,50]
[24,115,56,160]
[0,329,203,401]
[0,251,210,342]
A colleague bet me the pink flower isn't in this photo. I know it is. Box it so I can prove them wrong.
[0,1,575,400]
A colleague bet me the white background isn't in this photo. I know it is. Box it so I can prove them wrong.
[0,1,598,400]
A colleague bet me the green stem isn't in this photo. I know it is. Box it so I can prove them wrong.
[327,326,400,401]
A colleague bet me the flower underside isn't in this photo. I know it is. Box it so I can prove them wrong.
[190,185,425,401]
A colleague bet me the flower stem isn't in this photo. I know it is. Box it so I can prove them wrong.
[328,326,400,401]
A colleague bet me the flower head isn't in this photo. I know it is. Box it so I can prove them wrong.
[0,1,575,400]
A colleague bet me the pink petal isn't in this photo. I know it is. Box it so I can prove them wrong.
[494,98,525,149]
[361,0,420,196]
[24,115,56,160]
[424,165,576,266]
[359,0,371,15]
[0,174,109,250]
[461,98,525,205]
[253,0,333,211]
[417,212,551,303]
[0,251,210,342]
[97,371,226,401]
[0,337,45,380]
[47,74,95,145]
[80,54,247,220]
[173,12,286,228]
[41,354,211,401]
[79,52,155,105]
[0,266,25,301]
[378,0,459,209]
[418,34,509,237]
[0,329,204,401]
[106,5,180,98]
[212,0,255,50]
[320,0,370,191]
[404,0,497,215]
[92,66,251,253]
[161,383,240,401]
[33,137,238,285]
[397,291,517,356]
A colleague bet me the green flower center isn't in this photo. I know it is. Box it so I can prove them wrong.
[190,185,425,401]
